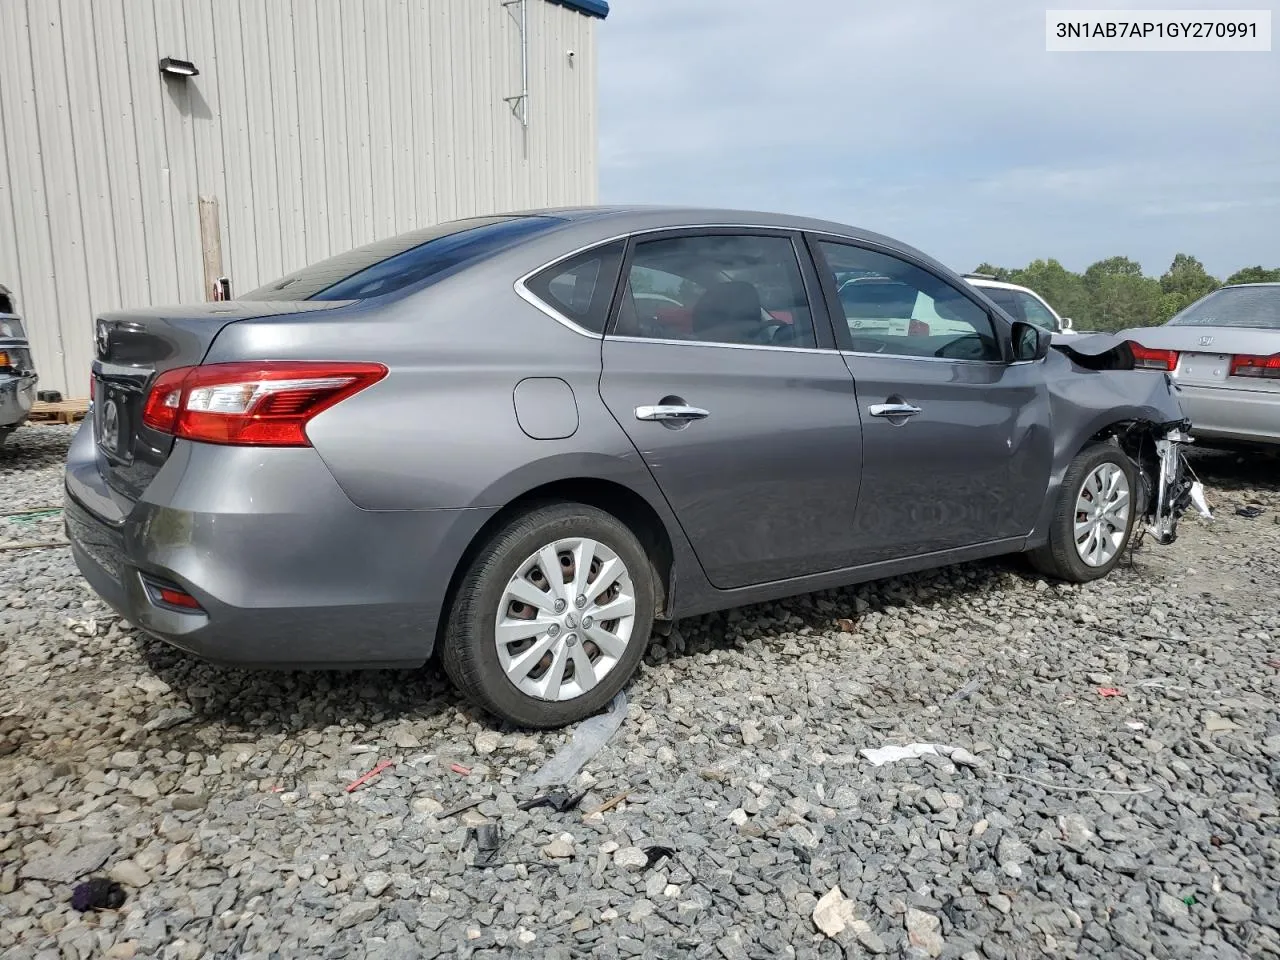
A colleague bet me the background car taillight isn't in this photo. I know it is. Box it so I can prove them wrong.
[1127,342,1179,371]
[1228,353,1280,379]
[141,361,387,446]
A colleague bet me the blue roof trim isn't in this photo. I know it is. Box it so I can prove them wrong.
[545,0,609,19]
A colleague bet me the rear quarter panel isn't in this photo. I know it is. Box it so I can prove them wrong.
[202,249,673,516]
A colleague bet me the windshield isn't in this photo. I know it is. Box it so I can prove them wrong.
[240,215,563,302]
[1167,285,1280,330]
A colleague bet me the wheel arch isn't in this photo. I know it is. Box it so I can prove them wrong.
[1027,408,1177,547]
[433,475,680,659]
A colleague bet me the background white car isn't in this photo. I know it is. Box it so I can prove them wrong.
[965,275,1077,336]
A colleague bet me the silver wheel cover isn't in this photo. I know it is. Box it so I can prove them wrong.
[1074,462,1131,567]
[495,537,636,701]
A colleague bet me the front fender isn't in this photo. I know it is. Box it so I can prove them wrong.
[1026,351,1186,545]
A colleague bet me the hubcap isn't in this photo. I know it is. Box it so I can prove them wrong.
[1074,462,1131,567]
[495,537,636,702]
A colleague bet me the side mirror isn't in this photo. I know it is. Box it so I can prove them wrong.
[1060,316,1074,330]
[1011,320,1051,362]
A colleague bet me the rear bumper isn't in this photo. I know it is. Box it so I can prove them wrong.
[63,420,497,668]
[1,372,38,429]
[1177,383,1280,445]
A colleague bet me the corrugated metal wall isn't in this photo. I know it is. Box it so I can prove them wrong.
[0,0,599,396]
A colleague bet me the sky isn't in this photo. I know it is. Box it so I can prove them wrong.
[596,1,1280,279]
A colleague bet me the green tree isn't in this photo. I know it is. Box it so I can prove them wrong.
[1156,292,1189,323]
[1081,257,1161,331]
[971,262,1014,281]
[1083,256,1144,286]
[1159,253,1219,305]
[1007,258,1092,329]
[1225,265,1280,285]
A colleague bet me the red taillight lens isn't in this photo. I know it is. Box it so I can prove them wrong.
[141,361,387,446]
[1127,342,1179,371]
[158,587,201,609]
[1229,353,1280,379]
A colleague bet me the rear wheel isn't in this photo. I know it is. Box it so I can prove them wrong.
[441,502,655,728]
[1029,443,1137,583]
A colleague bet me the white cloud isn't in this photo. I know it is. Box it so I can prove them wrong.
[597,0,1280,276]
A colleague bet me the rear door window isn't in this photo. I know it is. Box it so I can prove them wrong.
[241,215,563,302]
[613,234,819,348]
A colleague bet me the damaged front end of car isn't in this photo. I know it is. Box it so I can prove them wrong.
[1050,334,1213,547]
[1110,418,1210,546]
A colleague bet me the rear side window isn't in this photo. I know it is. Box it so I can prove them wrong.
[524,241,625,334]
[1010,291,1059,331]
[979,287,1022,320]
[241,215,563,302]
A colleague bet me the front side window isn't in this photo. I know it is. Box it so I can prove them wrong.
[241,215,563,302]
[1011,291,1060,331]
[613,234,818,348]
[818,242,1002,361]
[524,241,625,334]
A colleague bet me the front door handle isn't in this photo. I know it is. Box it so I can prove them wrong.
[868,402,922,419]
[635,404,710,423]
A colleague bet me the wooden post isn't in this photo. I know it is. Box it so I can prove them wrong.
[198,196,224,301]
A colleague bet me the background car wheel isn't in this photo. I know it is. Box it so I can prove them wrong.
[1028,443,1138,583]
[441,502,655,729]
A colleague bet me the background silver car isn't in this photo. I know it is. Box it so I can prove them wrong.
[1120,283,1280,448]
[1,282,39,446]
[66,207,1193,728]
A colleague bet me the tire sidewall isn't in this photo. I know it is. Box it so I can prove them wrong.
[450,504,654,728]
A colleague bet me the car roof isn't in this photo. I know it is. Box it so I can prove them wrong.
[499,205,960,280]
[963,276,1038,294]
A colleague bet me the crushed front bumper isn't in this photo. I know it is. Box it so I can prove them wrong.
[1139,422,1212,545]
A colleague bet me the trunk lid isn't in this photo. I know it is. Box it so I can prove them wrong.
[91,300,347,500]
[1121,324,1280,386]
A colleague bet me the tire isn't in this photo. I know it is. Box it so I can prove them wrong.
[1028,443,1138,583]
[441,501,655,728]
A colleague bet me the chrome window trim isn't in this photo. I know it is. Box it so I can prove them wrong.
[606,334,833,355]
[514,222,895,344]
[839,350,1005,366]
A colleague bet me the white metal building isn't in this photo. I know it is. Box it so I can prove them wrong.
[0,0,608,396]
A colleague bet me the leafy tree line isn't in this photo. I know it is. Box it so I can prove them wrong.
[970,256,1280,332]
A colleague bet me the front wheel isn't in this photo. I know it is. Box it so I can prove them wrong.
[1028,443,1138,583]
[441,502,655,728]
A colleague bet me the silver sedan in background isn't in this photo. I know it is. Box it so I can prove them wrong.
[1121,283,1280,448]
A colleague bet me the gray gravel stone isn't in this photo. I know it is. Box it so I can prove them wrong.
[1,428,1276,959]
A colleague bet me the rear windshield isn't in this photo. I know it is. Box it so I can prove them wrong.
[241,215,563,302]
[1167,285,1280,330]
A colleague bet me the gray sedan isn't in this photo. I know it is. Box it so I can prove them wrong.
[1120,283,1280,448]
[65,207,1201,727]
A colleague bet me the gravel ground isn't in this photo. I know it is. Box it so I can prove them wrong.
[2,423,1278,960]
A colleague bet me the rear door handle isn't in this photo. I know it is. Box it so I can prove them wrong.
[635,404,710,423]
[868,402,922,419]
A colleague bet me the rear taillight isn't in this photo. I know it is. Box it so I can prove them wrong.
[1127,342,1179,371]
[141,361,387,446]
[1229,353,1280,379]
[0,350,10,368]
